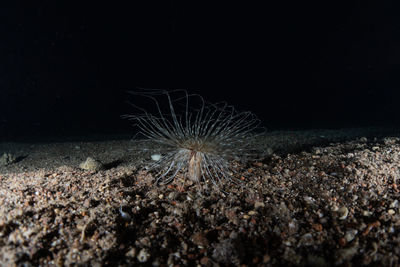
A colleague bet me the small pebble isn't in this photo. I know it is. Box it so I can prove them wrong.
[151,154,161,161]
[359,137,368,142]
[200,257,210,265]
[263,254,271,263]
[344,229,358,242]
[338,207,349,220]
[390,200,399,208]
[79,157,104,171]
[137,248,150,262]
[254,201,265,209]
[331,205,339,212]
[362,210,373,217]
[119,206,132,221]
[125,247,136,258]
[191,232,209,248]
[167,192,176,200]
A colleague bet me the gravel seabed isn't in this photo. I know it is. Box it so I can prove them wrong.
[1,127,400,266]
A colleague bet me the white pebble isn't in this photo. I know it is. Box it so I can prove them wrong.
[362,210,373,217]
[331,205,339,212]
[303,196,315,204]
[137,248,150,262]
[338,207,349,220]
[344,229,358,242]
[119,206,131,221]
[151,154,161,161]
[390,200,399,208]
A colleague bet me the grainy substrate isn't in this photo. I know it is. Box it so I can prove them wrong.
[1,127,400,266]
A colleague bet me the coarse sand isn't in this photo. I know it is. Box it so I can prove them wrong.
[1,127,400,266]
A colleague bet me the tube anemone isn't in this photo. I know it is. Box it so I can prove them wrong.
[124,89,261,189]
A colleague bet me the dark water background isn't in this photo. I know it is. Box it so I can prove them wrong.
[1,1,399,142]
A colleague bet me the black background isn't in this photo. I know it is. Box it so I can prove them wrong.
[1,1,399,140]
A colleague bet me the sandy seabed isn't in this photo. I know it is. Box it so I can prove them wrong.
[1,127,400,266]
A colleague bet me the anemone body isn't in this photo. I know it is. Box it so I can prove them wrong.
[125,89,261,187]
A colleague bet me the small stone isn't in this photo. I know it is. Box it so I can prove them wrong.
[263,254,271,263]
[191,232,209,248]
[200,257,210,265]
[390,200,399,208]
[138,237,151,247]
[344,229,358,242]
[125,247,136,258]
[388,209,395,215]
[299,233,313,246]
[303,196,315,205]
[338,207,349,220]
[359,137,368,142]
[331,205,339,212]
[119,206,132,221]
[254,201,265,209]
[362,210,373,217]
[79,157,104,171]
[288,220,298,234]
[167,192,176,200]
[137,248,150,262]
[83,199,91,208]
[151,154,161,161]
